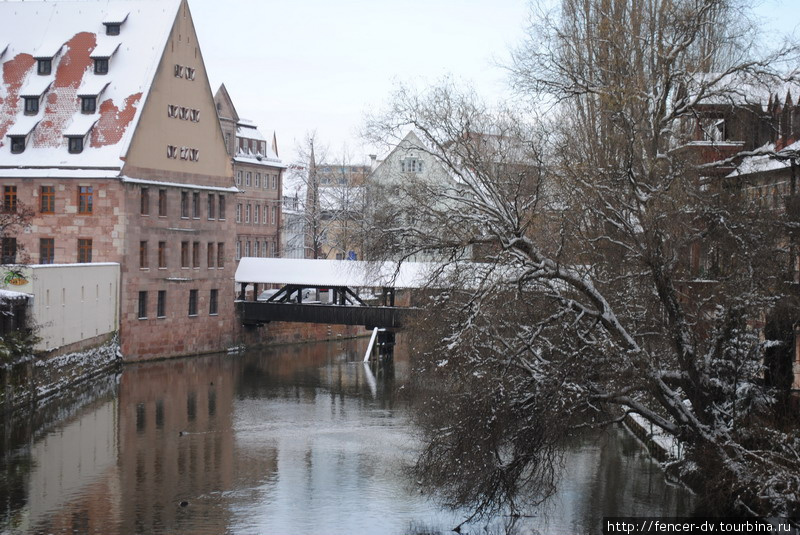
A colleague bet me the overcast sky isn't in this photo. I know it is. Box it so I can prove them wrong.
[191,0,800,164]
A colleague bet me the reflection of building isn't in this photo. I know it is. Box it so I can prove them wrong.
[117,356,237,534]
[215,85,285,262]
[0,0,236,360]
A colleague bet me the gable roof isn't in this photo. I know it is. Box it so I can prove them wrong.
[0,0,181,171]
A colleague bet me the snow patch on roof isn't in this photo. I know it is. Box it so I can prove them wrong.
[63,114,98,137]
[90,40,120,59]
[19,77,53,98]
[728,140,800,178]
[6,115,40,137]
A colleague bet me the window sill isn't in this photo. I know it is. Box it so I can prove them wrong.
[157,315,166,319]
[210,313,218,316]
[138,317,147,320]
[140,268,150,271]
[188,314,198,318]
[158,267,167,270]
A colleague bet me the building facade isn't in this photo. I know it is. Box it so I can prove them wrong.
[0,0,236,360]
[214,85,284,263]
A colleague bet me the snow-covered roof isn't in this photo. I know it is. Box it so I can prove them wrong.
[63,114,98,137]
[233,156,287,169]
[727,140,800,178]
[235,258,434,289]
[19,77,53,98]
[121,176,241,193]
[102,10,130,25]
[90,40,121,59]
[6,116,40,137]
[0,0,182,170]
[77,78,110,98]
[689,72,800,110]
[0,289,31,302]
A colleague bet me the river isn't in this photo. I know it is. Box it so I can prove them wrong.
[0,337,694,534]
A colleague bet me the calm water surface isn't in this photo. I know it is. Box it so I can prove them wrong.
[0,338,694,534]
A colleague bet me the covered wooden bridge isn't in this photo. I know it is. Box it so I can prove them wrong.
[234,258,433,330]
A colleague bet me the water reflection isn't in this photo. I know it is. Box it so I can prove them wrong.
[0,337,694,535]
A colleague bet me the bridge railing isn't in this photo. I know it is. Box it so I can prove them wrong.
[238,301,416,329]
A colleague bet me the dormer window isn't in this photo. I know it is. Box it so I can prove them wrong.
[81,96,97,114]
[94,58,108,75]
[9,136,26,154]
[67,137,84,154]
[24,97,39,115]
[102,11,128,36]
[37,59,51,75]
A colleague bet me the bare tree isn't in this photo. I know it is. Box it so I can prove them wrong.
[286,132,368,260]
[367,0,800,520]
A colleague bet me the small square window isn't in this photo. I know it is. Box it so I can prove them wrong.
[106,23,121,36]
[10,136,25,154]
[68,137,84,154]
[94,58,108,75]
[81,96,96,114]
[37,59,51,75]
[24,97,39,115]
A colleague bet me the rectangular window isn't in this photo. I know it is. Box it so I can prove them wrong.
[4,186,17,212]
[255,173,260,187]
[40,238,54,264]
[158,241,166,268]
[246,172,252,187]
[217,243,224,267]
[139,241,148,268]
[157,290,166,318]
[68,137,84,154]
[192,191,200,218]
[271,241,277,257]
[207,242,215,268]
[81,96,96,114]
[78,186,93,214]
[207,194,215,219]
[181,241,189,268]
[192,241,199,268]
[10,137,25,154]
[40,186,55,213]
[1,237,17,264]
[272,174,278,189]
[236,240,241,260]
[236,203,242,223]
[263,205,268,225]
[181,191,189,218]
[188,289,198,316]
[138,291,148,319]
[24,97,39,115]
[140,188,149,215]
[37,59,51,75]
[254,241,259,257]
[245,241,250,257]
[158,189,167,216]
[245,204,251,223]
[94,58,108,75]
[271,206,277,225]
[236,171,242,186]
[209,289,218,315]
[77,238,92,263]
[263,240,268,258]
[254,204,259,224]
[218,195,226,220]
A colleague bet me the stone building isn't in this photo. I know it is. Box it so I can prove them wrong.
[0,0,236,360]
[214,85,284,263]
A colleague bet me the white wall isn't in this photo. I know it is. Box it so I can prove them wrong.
[10,264,120,351]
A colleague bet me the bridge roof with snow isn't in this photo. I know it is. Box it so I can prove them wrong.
[235,258,437,289]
